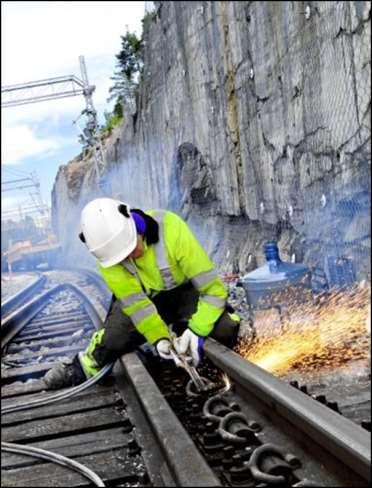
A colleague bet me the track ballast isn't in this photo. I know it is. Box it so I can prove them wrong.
[1,271,370,487]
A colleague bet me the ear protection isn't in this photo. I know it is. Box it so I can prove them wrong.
[131,211,146,235]
[117,202,146,234]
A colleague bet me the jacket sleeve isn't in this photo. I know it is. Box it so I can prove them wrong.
[169,212,227,336]
[98,264,171,344]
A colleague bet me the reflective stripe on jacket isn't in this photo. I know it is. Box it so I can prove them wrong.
[98,210,227,344]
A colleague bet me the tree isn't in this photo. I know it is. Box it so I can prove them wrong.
[107,32,143,115]
[115,32,142,79]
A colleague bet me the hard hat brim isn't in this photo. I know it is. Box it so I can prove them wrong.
[80,197,138,268]
[94,216,138,268]
[98,234,138,268]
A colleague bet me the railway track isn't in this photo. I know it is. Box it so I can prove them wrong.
[1,271,371,487]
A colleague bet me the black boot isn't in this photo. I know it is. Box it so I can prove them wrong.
[43,354,87,390]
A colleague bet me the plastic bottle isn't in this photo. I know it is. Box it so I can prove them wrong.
[240,241,311,309]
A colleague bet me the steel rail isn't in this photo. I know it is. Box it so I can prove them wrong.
[1,282,103,350]
[2,277,112,486]
[74,268,111,299]
[204,338,371,482]
[2,272,219,486]
[1,273,46,318]
[1,287,59,350]
[118,353,221,487]
[2,278,113,415]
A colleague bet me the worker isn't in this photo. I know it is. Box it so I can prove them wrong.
[44,198,241,389]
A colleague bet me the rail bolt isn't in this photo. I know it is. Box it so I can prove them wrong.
[186,377,215,397]
[247,443,300,484]
[203,395,232,422]
[226,462,254,484]
[218,412,261,445]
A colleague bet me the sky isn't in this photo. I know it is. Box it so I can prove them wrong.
[1,1,146,220]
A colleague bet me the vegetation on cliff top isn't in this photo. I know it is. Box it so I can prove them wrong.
[101,31,143,137]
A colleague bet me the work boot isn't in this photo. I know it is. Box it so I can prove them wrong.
[43,355,87,390]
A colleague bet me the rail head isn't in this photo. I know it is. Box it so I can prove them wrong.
[118,352,221,487]
[204,338,371,482]
[1,274,46,318]
[1,282,104,350]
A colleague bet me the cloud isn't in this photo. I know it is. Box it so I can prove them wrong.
[1,2,145,128]
[1,1,145,211]
[2,2,144,85]
[2,125,71,165]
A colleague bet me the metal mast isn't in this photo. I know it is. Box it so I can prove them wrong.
[1,56,110,193]
[1,172,50,223]
[78,55,104,189]
[1,75,85,107]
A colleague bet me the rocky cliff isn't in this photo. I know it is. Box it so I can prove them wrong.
[52,1,371,282]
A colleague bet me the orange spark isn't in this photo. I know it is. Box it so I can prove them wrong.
[236,282,370,376]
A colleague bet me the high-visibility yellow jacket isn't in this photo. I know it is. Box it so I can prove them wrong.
[98,210,227,344]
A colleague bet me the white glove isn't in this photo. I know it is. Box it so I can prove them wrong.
[156,339,172,360]
[174,329,204,366]
[156,338,183,367]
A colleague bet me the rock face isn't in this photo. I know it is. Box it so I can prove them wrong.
[52,1,371,282]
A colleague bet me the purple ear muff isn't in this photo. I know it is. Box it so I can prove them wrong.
[131,211,146,235]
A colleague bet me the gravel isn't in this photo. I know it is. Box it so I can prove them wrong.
[1,273,39,303]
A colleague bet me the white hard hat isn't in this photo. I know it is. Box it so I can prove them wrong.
[80,198,137,268]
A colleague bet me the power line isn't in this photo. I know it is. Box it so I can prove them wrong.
[1,56,107,192]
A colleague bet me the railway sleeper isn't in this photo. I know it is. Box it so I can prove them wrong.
[30,307,86,317]
[7,335,88,354]
[2,389,123,427]
[3,404,131,444]
[12,325,91,343]
[289,380,371,431]
[2,380,50,399]
[2,361,61,384]
[2,273,370,487]
[1,425,131,469]
[27,314,89,328]
[1,447,150,487]
[3,344,86,366]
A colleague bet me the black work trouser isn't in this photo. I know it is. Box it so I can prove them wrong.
[92,282,240,367]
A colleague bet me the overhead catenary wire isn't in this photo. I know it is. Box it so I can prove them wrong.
[2,442,106,487]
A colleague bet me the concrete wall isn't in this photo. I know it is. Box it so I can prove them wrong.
[52,1,371,280]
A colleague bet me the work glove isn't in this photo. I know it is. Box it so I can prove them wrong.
[156,339,173,360]
[175,328,205,367]
[156,338,182,367]
[43,354,87,390]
